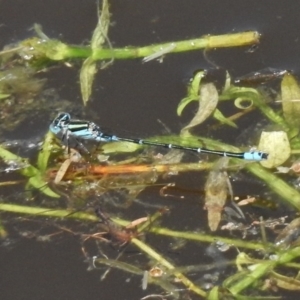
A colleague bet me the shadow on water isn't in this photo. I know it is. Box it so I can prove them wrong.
[1,1,300,299]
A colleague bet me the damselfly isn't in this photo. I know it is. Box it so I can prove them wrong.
[49,112,268,161]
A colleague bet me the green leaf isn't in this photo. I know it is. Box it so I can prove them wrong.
[258,131,291,168]
[0,145,59,198]
[28,175,60,198]
[0,93,10,100]
[80,58,97,105]
[181,83,218,135]
[189,70,205,97]
[176,96,197,116]
[234,97,253,109]
[221,86,259,102]
[204,157,229,231]
[0,146,37,177]
[37,131,56,172]
[177,70,205,116]
[281,73,300,127]
[80,0,111,105]
[207,287,220,300]
[222,71,231,92]
[90,0,110,50]
[271,270,300,291]
[101,141,141,154]
[213,108,237,128]
[0,218,7,238]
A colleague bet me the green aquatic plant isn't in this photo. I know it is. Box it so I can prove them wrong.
[3,2,300,299]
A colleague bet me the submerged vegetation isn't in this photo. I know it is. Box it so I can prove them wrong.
[2,1,300,299]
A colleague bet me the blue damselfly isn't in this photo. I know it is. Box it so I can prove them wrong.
[49,112,268,161]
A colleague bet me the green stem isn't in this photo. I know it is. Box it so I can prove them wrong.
[228,246,300,295]
[23,31,260,61]
[0,203,98,221]
[247,163,300,210]
[0,203,270,251]
[132,238,207,297]
[151,227,269,250]
[229,260,275,295]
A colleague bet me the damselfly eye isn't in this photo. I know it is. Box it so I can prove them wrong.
[54,112,71,127]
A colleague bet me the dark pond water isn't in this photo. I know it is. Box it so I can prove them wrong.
[1,1,300,299]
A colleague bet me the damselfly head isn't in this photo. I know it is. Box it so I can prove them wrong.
[260,152,269,160]
[52,112,71,128]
